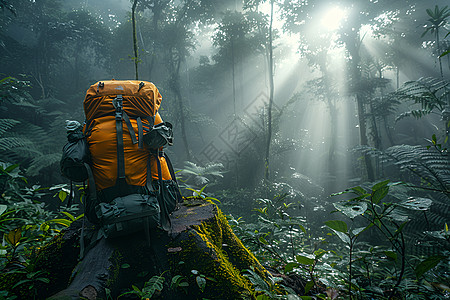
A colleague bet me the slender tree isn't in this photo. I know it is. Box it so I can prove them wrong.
[422,5,450,78]
[244,0,276,181]
[264,0,275,181]
[132,0,139,80]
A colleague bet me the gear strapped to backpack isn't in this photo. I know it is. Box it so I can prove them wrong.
[61,80,182,239]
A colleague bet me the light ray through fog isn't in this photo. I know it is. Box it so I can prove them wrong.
[321,6,347,31]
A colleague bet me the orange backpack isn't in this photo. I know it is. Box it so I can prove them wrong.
[82,80,179,225]
[84,80,172,190]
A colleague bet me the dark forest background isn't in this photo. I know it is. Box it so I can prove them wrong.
[0,0,449,299]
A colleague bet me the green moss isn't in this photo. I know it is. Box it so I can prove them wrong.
[106,249,123,289]
[169,203,269,299]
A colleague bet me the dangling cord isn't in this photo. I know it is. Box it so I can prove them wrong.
[80,181,87,260]
[66,181,73,208]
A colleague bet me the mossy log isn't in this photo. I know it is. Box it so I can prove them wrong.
[27,201,268,299]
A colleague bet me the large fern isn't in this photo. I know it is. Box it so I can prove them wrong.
[394,77,449,121]
[0,77,67,179]
[178,161,225,188]
[362,144,450,254]
[382,145,449,194]
[0,119,20,135]
[0,119,33,156]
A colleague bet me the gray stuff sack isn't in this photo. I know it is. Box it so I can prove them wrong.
[95,193,160,238]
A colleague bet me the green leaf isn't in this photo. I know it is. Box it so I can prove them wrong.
[350,186,366,196]
[60,211,75,221]
[143,275,165,296]
[284,262,299,273]
[333,230,351,244]
[4,163,20,173]
[352,227,367,237]
[0,205,7,216]
[300,297,314,300]
[258,236,269,245]
[171,275,187,288]
[132,285,140,292]
[372,186,389,204]
[304,281,314,293]
[58,190,67,202]
[36,278,50,283]
[399,197,432,211]
[40,222,50,232]
[324,220,348,233]
[196,275,206,292]
[373,180,390,191]
[333,202,367,219]
[384,251,397,261]
[415,255,446,278]
[47,218,72,227]
[440,50,450,58]
[12,279,30,289]
[314,249,327,259]
[121,263,130,269]
[394,222,408,237]
[5,228,21,246]
[296,255,314,265]
[298,224,307,234]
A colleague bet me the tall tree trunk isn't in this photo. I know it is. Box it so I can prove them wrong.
[396,66,400,89]
[436,27,443,78]
[132,0,139,80]
[356,95,375,181]
[327,101,338,193]
[383,116,395,147]
[343,15,375,182]
[168,50,191,160]
[231,37,236,117]
[173,79,191,161]
[264,0,274,181]
[147,1,163,79]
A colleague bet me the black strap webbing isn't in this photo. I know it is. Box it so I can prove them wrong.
[163,153,183,203]
[137,117,143,149]
[147,115,155,131]
[104,210,158,224]
[123,111,138,145]
[85,163,97,203]
[66,181,73,207]
[114,95,126,180]
[164,153,178,184]
[80,163,97,260]
[154,151,171,231]
[146,155,153,192]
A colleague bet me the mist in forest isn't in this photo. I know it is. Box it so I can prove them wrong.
[1,0,449,298]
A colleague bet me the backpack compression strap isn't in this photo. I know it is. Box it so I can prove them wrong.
[113,95,126,181]
[154,150,171,231]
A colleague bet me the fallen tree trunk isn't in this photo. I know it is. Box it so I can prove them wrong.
[31,200,268,299]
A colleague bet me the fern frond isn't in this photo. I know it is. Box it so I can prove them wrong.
[0,137,33,150]
[383,145,450,193]
[0,119,20,136]
[26,153,61,176]
[393,77,449,118]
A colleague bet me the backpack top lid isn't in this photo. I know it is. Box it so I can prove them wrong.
[84,80,162,120]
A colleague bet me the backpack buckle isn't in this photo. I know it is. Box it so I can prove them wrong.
[113,95,123,120]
